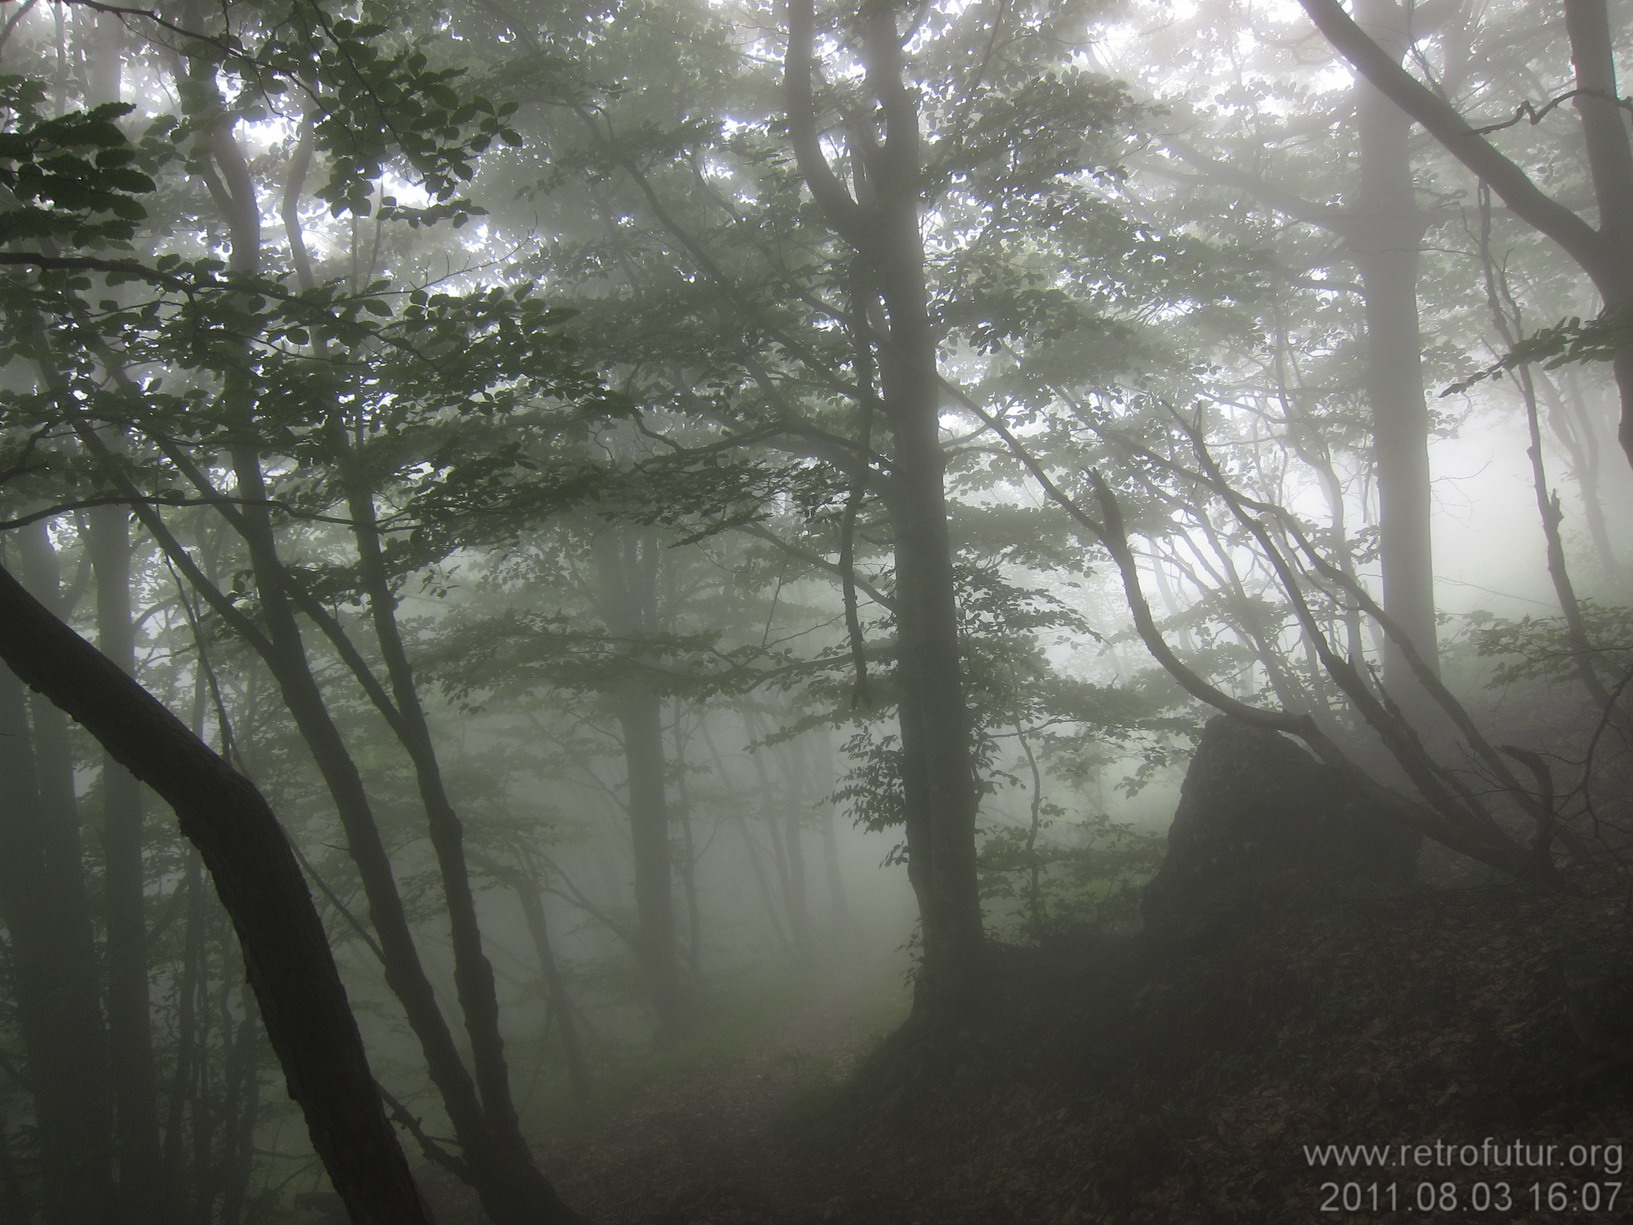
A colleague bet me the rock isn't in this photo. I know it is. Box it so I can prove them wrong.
[1556,942,1633,1068]
[1141,715,1418,942]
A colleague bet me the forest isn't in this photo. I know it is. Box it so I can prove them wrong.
[0,0,1631,1221]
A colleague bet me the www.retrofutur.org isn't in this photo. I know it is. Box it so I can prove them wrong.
[1303,1138,1624,1215]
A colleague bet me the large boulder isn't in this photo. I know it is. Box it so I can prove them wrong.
[1142,715,1419,942]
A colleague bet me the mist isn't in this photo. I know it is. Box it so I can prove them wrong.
[0,0,1631,1222]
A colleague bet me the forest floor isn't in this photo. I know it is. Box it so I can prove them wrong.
[538,862,1633,1225]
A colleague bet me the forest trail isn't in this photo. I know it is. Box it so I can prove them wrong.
[553,960,906,1225]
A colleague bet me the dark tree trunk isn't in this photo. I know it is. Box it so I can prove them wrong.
[78,17,164,1211]
[331,424,526,1138]
[785,0,986,1021]
[1,529,115,1225]
[228,454,590,1225]
[0,663,118,1225]
[0,562,436,1225]
[86,506,165,1223]
[591,528,694,1044]
[614,686,693,1045]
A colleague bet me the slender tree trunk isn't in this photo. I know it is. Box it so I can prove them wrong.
[86,506,165,1223]
[614,685,692,1045]
[329,422,526,1138]
[743,708,809,963]
[669,706,706,986]
[216,1004,262,1225]
[1,531,115,1225]
[774,726,815,966]
[702,719,796,957]
[164,852,204,1220]
[591,528,693,1044]
[1352,0,1438,700]
[57,14,162,1217]
[0,663,119,1224]
[1542,368,1624,582]
[160,51,592,1223]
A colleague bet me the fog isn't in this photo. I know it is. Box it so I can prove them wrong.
[1,0,1631,1222]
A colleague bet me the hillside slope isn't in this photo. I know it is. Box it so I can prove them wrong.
[580,864,1633,1224]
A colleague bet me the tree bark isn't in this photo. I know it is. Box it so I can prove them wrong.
[86,505,165,1222]
[330,421,526,1137]
[0,666,118,1225]
[2,527,114,1225]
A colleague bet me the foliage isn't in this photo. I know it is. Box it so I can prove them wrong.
[0,88,156,246]
[1468,602,1633,689]
[1444,306,1633,397]
[977,810,1165,939]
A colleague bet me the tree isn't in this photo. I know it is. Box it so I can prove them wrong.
[782,0,987,1018]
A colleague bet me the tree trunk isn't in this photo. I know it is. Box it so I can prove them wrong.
[743,708,810,964]
[507,872,593,1112]
[669,705,706,986]
[86,505,165,1222]
[785,0,986,1021]
[779,734,813,966]
[613,686,693,1045]
[330,421,526,1139]
[1353,0,1438,703]
[590,527,694,1044]
[0,663,118,1225]
[1,529,115,1225]
[144,55,593,1223]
